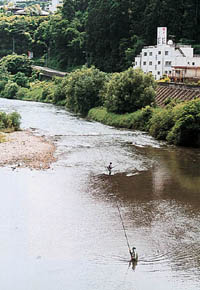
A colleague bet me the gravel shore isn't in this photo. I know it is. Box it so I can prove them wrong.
[0,130,56,169]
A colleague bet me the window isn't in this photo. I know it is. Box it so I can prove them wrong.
[158,61,161,65]
[165,61,172,67]
[192,62,195,65]
[149,61,152,65]
[143,61,146,65]
[165,71,168,74]
[169,71,171,74]
[144,52,147,56]
[158,51,161,55]
[135,62,137,65]
[165,51,169,55]
[149,71,152,73]
[149,52,152,56]
[157,71,160,75]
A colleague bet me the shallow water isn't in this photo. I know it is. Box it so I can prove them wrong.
[0,98,200,290]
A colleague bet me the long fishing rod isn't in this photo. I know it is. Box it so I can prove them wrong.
[116,202,131,255]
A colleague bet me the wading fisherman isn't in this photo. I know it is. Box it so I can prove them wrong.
[107,162,113,175]
[130,247,138,262]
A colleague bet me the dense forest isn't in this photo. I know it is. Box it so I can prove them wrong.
[0,0,200,72]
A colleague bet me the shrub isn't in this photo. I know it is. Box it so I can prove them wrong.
[88,105,154,130]
[0,80,7,93]
[52,77,67,104]
[2,81,19,99]
[149,108,175,140]
[65,66,107,116]
[41,85,54,102]
[16,87,30,100]
[0,111,21,131]
[0,54,33,76]
[0,66,11,94]
[130,105,155,131]
[104,68,156,114]
[0,112,7,129]
[9,112,21,130]
[167,99,200,146]
[0,66,10,82]
[12,72,29,88]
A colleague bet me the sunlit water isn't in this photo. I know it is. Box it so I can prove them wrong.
[0,98,200,290]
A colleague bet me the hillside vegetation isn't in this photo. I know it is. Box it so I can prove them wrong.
[0,1,199,72]
[0,1,200,147]
[0,54,200,147]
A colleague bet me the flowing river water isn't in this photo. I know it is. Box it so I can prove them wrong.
[0,98,200,290]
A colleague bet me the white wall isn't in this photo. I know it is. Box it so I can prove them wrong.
[133,43,197,80]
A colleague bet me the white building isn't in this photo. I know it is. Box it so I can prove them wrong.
[133,27,200,80]
[49,0,63,12]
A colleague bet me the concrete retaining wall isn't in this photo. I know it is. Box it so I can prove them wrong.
[156,83,200,106]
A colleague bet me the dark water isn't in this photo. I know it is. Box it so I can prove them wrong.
[0,98,200,290]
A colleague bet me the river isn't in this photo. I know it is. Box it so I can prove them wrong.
[0,98,200,290]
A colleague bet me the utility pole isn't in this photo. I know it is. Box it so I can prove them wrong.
[12,37,15,54]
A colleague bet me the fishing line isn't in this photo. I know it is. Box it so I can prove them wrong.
[116,201,131,255]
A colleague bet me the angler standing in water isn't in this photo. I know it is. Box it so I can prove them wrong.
[130,247,138,262]
[129,247,138,269]
[107,162,113,175]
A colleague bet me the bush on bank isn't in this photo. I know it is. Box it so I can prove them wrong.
[167,99,200,146]
[2,81,19,99]
[16,81,56,103]
[0,111,21,132]
[0,59,199,147]
[88,99,200,147]
[64,66,107,116]
[149,108,175,140]
[103,68,156,114]
[88,106,154,130]
[0,54,33,76]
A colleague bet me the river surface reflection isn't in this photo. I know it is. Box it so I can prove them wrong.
[0,98,200,290]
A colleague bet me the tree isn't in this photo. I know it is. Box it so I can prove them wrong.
[0,14,45,57]
[86,0,132,72]
[2,81,19,99]
[167,99,200,146]
[0,54,33,76]
[62,0,89,20]
[65,66,107,115]
[104,68,156,114]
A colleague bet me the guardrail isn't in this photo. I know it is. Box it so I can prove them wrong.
[32,65,67,78]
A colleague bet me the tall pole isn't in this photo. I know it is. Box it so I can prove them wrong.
[12,37,15,54]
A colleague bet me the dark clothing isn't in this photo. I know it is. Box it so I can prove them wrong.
[130,249,137,261]
[107,164,112,175]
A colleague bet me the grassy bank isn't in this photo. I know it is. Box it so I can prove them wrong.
[88,106,153,131]
[16,80,57,104]
[88,100,200,147]
[0,55,199,147]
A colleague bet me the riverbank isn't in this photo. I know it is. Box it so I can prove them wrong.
[0,130,56,169]
[88,101,200,147]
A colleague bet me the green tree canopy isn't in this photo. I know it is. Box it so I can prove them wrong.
[0,54,33,76]
[104,68,156,114]
[65,66,107,115]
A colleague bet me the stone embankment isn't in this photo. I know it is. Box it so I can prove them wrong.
[156,83,200,106]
